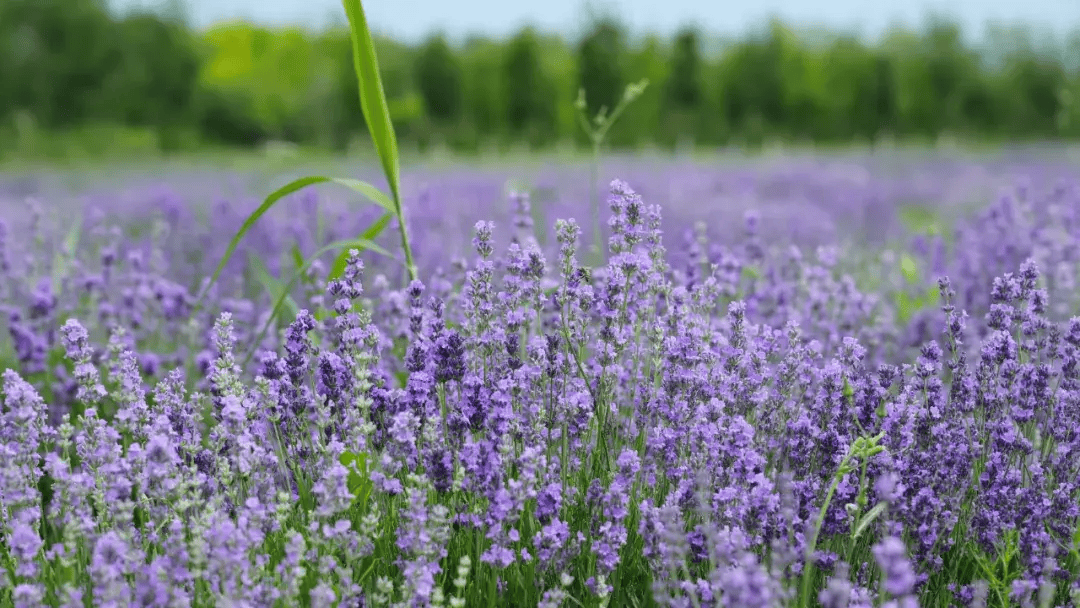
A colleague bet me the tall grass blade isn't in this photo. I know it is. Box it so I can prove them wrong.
[330,211,393,279]
[247,252,300,320]
[341,0,417,282]
[205,0,417,326]
[341,0,401,206]
[290,244,305,272]
[852,502,888,541]
[52,215,83,293]
[199,175,397,301]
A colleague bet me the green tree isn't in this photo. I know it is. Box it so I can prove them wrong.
[320,30,364,149]
[663,26,702,145]
[774,23,826,141]
[1013,55,1065,137]
[869,54,898,140]
[0,0,117,127]
[4,4,1080,155]
[821,37,895,142]
[667,27,702,108]
[460,36,503,147]
[923,21,972,135]
[885,19,974,138]
[623,35,668,146]
[415,33,463,123]
[503,27,544,137]
[716,25,786,144]
[577,17,626,120]
[98,13,201,148]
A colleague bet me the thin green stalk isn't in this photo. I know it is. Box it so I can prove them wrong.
[574,79,649,267]
[800,433,885,606]
[394,203,418,283]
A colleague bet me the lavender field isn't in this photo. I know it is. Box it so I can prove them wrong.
[2,151,1080,607]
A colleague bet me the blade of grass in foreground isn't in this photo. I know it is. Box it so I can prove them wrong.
[247,252,300,321]
[341,0,417,282]
[341,0,400,206]
[52,214,83,294]
[201,0,416,339]
[330,211,393,279]
[198,176,399,303]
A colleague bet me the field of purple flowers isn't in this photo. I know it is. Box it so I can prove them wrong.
[2,154,1080,607]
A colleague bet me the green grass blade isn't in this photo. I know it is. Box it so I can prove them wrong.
[330,177,398,215]
[900,252,919,285]
[341,0,401,206]
[361,212,394,241]
[200,175,396,302]
[329,211,393,280]
[52,215,83,293]
[290,244,305,272]
[340,0,418,282]
[242,237,397,367]
[247,252,300,320]
[852,502,888,540]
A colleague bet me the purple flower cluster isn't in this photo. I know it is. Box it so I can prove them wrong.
[2,167,1080,607]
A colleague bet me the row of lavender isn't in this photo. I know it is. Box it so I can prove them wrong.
[3,156,1077,412]
[1,157,1080,606]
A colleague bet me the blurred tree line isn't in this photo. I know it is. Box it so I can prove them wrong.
[2,0,1079,156]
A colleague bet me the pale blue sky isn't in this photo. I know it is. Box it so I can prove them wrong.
[112,0,1079,44]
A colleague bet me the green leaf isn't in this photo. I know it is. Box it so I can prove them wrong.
[361,211,394,241]
[52,215,83,293]
[247,253,299,320]
[339,450,373,507]
[290,244,305,272]
[329,211,394,280]
[200,175,396,302]
[341,0,402,207]
[899,252,919,285]
[329,253,353,285]
[242,237,397,367]
[895,292,914,324]
[922,285,940,307]
[852,502,888,540]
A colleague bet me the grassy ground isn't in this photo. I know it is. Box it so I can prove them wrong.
[6,125,1080,178]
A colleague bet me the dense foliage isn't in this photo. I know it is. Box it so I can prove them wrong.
[2,155,1080,606]
[2,0,1080,157]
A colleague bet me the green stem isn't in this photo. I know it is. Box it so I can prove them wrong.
[800,450,854,606]
[393,199,418,283]
[846,457,872,565]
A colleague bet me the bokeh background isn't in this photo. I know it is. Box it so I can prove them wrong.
[2,0,1079,165]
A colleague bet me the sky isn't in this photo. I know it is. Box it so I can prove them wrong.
[112,0,1080,44]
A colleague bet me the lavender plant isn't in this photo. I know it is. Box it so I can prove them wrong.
[3,172,1080,607]
[5,79,1080,605]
